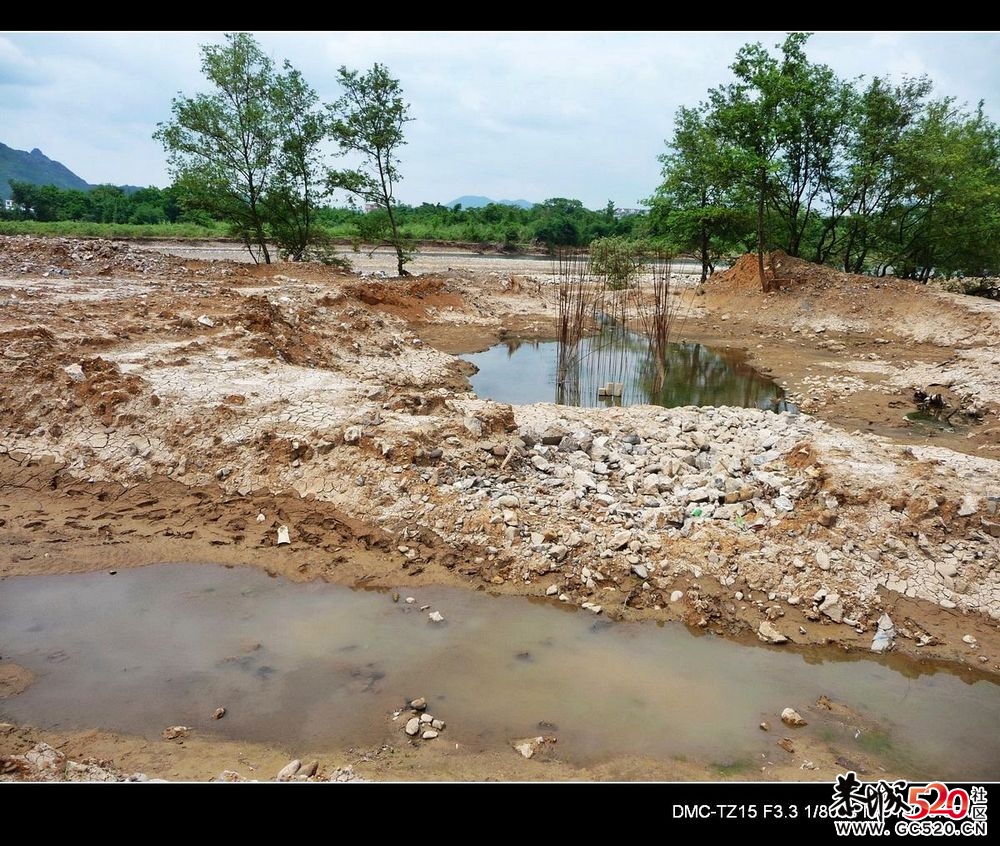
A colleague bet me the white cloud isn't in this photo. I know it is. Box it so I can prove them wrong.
[3,31,1000,207]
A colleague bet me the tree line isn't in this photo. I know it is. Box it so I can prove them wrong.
[2,181,647,249]
[6,31,999,292]
[4,182,186,225]
[650,32,1000,288]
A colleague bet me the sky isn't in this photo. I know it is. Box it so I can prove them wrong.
[2,31,999,211]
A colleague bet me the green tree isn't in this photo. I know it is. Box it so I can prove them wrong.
[532,198,586,248]
[589,236,651,290]
[265,64,328,261]
[835,76,932,272]
[326,63,414,276]
[887,98,1000,279]
[154,32,328,263]
[650,105,749,281]
[706,32,851,290]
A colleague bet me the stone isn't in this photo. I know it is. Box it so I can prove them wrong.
[161,725,190,740]
[343,425,363,444]
[211,707,226,720]
[631,564,649,580]
[818,593,843,623]
[980,517,1000,538]
[608,530,631,549]
[511,736,554,759]
[410,697,427,709]
[428,611,444,623]
[276,525,291,546]
[774,495,794,512]
[276,759,301,781]
[197,314,215,327]
[958,495,979,517]
[421,730,439,740]
[670,590,684,602]
[405,717,421,736]
[545,584,559,596]
[757,621,788,644]
[64,363,85,382]
[781,708,807,727]
[300,760,319,778]
[963,635,979,646]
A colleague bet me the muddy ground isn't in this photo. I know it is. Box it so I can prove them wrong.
[1,236,999,783]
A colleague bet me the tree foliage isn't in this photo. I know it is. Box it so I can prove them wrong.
[650,106,748,281]
[7,181,181,224]
[650,32,1000,290]
[326,63,414,276]
[154,32,328,263]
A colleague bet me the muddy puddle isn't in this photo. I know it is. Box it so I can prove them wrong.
[2,564,998,778]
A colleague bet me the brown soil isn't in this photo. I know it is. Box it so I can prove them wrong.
[2,236,999,784]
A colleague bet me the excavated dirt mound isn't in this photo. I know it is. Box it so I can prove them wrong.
[710,249,923,298]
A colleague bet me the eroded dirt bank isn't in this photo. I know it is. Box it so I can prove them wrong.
[1,235,999,783]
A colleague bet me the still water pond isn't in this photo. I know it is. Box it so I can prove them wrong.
[462,334,796,411]
[1,564,998,778]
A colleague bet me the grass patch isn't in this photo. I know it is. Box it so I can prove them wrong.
[856,729,894,756]
[711,757,755,777]
[0,221,227,238]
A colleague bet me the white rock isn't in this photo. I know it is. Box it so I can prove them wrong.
[512,736,549,759]
[781,708,807,727]
[276,525,291,546]
[670,590,684,602]
[963,635,978,645]
[405,717,421,736]
[421,730,439,740]
[64,363,85,382]
[428,611,444,623]
[197,314,215,327]
[871,613,896,653]
[757,621,788,644]
[958,495,979,517]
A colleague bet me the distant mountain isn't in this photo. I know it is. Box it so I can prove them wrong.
[0,142,91,200]
[446,195,534,210]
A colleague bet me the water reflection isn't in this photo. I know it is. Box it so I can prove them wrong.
[463,328,796,412]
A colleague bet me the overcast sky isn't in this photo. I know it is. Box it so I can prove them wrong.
[2,31,999,210]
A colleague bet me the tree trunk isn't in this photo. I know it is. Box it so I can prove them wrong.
[756,178,769,293]
[699,226,710,283]
[384,199,409,276]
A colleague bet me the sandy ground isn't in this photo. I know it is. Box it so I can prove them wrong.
[2,236,999,783]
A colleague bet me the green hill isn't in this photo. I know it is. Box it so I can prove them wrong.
[0,142,91,200]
